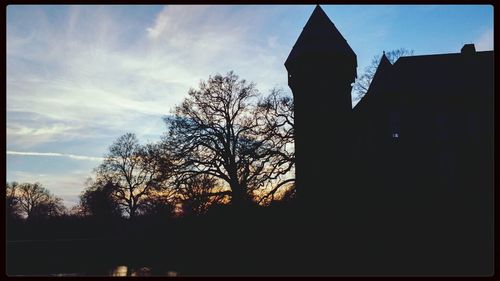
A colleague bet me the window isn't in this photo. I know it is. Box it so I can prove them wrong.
[390,111,401,139]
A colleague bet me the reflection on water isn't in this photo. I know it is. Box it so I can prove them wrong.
[50,273,81,277]
[167,271,178,277]
[110,265,128,276]
[109,265,177,277]
[131,267,152,276]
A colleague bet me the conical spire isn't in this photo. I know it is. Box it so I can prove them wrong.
[379,52,391,68]
[364,52,393,97]
[285,5,356,67]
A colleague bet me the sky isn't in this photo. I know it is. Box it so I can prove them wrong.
[6,5,494,208]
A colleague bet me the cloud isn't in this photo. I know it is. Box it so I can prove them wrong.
[475,28,493,51]
[7,6,291,152]
[7,5,296,209]
[142,5,289,89]
[8,7,182,150]
[146,6,211,40]
[7,150,104,161]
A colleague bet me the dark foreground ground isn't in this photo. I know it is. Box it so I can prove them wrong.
[6,198,494,276]
[7,205,303,276]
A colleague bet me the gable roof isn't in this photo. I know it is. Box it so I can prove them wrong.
[353,53,393,113]
[354,48,493,113]
[391,50,493,99]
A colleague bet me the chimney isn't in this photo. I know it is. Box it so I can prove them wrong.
[461,44,476,54]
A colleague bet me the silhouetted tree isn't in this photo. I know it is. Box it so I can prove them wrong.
[95,133,173,219]
[137,192,176,218]
[68,204,85,217]
[255,89,295,205]
[353,48,414,101]
[32,196,66,219]
[79,179,122,219]
[177,174,229,216]
[6,182,21,220]
[269,183,296,207]
[164,72,295,207]
[16,182,66,220]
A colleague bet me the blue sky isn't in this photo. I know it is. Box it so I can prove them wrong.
[7,5,494,207]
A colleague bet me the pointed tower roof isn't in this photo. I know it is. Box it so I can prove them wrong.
[378,52,392,72]
[353,52,394,111]
[359,53,393,103]
[285,5,356,67]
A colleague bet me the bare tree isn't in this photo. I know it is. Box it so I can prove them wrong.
[177,174,229,216]
[255,89,295,205]
[6,182,21,220]
[95,133,173,219]
[16,182,66,219]
[353,48,414,101]
[136,180,178,218]
[164,72,295,207]
[137,193,177,218]
[32,196,66,219]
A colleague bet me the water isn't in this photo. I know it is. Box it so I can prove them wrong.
[7,239,180,276]
[11,266,179,277]
[109,265,178,277]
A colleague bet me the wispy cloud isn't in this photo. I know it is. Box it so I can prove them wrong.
[475,28,493,51]
[7,5,290,151]
[7,150,104,161]
[7,5,295,209]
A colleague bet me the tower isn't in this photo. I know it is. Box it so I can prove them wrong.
[285,5,357,211]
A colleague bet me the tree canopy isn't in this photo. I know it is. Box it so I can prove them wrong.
[163,71,295,207]
[6,182,66,220]
[94,133,174,218]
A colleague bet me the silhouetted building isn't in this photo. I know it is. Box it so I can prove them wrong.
[285,5,357,212]
[286,5,493,275]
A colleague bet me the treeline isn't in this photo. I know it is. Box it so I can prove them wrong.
[6,182,66,221]
[7,71,295,223]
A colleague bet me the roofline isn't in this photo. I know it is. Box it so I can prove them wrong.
[395,50,493,63]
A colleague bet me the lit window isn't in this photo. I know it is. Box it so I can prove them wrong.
[390,112,401,139]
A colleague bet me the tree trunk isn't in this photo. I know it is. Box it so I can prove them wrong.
[230,181,250,208]
[129,207,137,220]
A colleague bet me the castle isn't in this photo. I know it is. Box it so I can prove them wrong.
[285,5,493,275]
